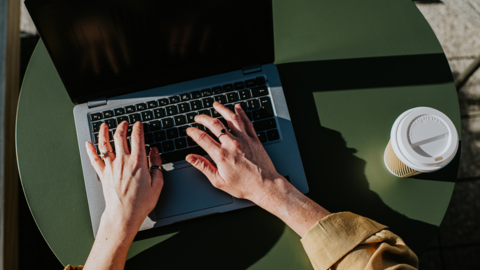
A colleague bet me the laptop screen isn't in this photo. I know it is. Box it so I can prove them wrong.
[26,0,274,104]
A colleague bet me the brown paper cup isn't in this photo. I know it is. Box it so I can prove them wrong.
[384,140,422,178]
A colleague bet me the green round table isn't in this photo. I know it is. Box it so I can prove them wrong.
[17,0,460,268]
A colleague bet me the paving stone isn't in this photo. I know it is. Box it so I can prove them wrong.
[457,117,480,179]
[418,249,444,270]
[415,3,480,59]
[450,59,480,116]
[438,180,480,246]
[443,245,480,270]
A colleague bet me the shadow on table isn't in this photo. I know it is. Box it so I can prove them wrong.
[126,55,454,269]
[276,55,457,254]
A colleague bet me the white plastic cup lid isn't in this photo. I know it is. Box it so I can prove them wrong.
[390,107,458,172]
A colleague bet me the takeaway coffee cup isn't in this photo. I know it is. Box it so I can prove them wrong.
[384,107,458,178]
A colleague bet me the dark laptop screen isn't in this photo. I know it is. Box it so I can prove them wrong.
[26,0,273,104]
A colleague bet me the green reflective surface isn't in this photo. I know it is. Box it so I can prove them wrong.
[17,0,459,268]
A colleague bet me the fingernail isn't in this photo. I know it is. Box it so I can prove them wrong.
[235,104,243,110]
[186,155,197,164]
[85,142,89,148]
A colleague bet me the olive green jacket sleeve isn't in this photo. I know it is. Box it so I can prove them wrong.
[301,212,419,270]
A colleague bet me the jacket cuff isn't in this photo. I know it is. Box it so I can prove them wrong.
[300,212,387,270]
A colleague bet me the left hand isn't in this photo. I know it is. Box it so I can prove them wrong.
[85,121,163,232]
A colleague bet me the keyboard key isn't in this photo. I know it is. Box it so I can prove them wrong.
[187,137,198,147]
[214,95,227,104]
[169,96,180,104]
[191,123,205,131]
[201,89,212,96]
[165,105,178,116]
[259,97,274,117]
[257,132,268,143]
[154,130,166,142]
[190,91,202,99]
[236,102,247,111]
[178,103,190,113]
[125,106,136,113]
[218,117,228,127]
[190,100,202,110]
[198,109,211,117]
[245,111,253,121]
[247,99,260,110]
[127,126,132,136]
[149,121,162,132]
[253,118,276,131]
[145,145,151,155]
[93,133,99,143]
[147,101,158,109]
[92,122,102,132]
[162,140,175,152]
[212,86,223,94]
[174,138,188,149]
[105,119,117,129]
[202,98,214,108]
[128,113,141,124]
[186,112,197,123]
[267,129,280,141]
[245,79,257,88]
[143,124,149,134]
[226,92,239,103]
[136,103,147,111]
[114,108,125,116]
[166,128,179,139]
[145,133,154,144]
[223,84,234,92]
[174,115,186,126]
[141,111,154,121]
[180,93,191,101]
[90,113,102,121]
[210,108,221,118]
[239,90,251,100]
[103,110,114,119]
[226,104,234,112]
[153,108,165,119]
[161,118,174,129]
[160,146,206,163]
[256,76,266,85]
[158,98,169,106]
[234,81,245,90]
[116,116,128,125]
[251,86,268,97]
[95,145,99,154]
[178,126,189,136]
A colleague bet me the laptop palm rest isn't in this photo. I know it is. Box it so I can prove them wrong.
[154,166,233,220]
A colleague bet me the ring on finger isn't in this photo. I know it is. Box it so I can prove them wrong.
[217,128,227,139]
[149,165,163,172]
[99,150,113,161]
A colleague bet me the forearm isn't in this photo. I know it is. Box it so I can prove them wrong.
[255,176,330,236]
[83,213,138,270]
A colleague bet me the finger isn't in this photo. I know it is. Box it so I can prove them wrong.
[235,104,257,138]
[148,147,164,191]
[213,102,244,133]
[194,114,233,143]
[85,142,105,176]
[186,154,223,189]
[186,126,223,158]
[130,121,146,158]
[114,121,130,155]
[98,123,115,165]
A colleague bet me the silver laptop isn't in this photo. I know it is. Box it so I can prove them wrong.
[26,0,309,236]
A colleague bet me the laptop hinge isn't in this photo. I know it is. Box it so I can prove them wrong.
[242,65,262,75]
[88,98,107,108]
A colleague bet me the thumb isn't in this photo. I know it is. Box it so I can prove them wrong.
[186,154,221,187]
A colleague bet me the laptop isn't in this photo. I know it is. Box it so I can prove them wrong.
[26,0,309,236]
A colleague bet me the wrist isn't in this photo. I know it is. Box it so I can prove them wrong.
[100,209,140,241]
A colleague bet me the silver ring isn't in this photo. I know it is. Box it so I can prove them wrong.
[99,150,113,161]
[149,165,163,172]
[217,128,227,139]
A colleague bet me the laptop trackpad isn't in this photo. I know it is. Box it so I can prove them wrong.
[155,166,233,220]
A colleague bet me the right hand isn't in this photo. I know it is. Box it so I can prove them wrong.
[186,102,286,204]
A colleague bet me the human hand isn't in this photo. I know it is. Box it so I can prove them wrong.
[185,102,285,205]
[85,121,163,233]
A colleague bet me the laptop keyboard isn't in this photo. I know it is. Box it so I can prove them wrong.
[88,76,281,163]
